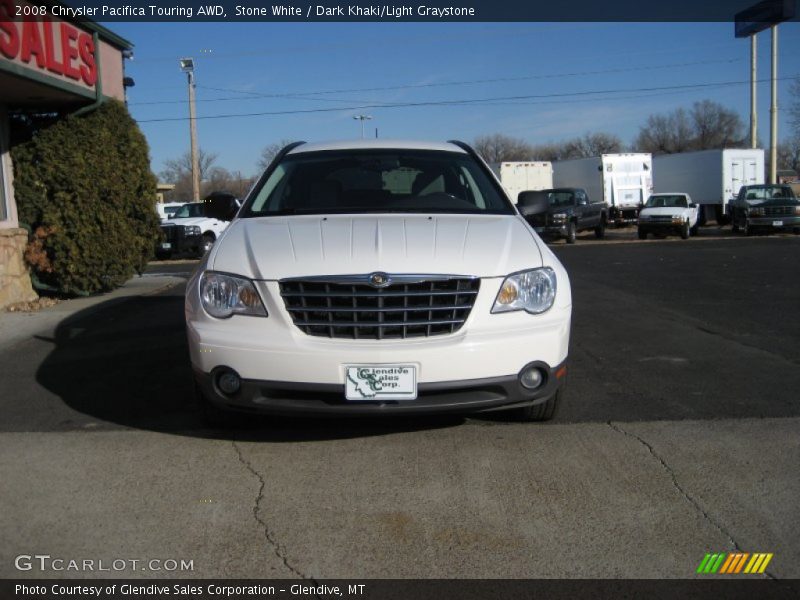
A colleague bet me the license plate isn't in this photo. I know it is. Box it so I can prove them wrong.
[345,365,417,401]
[772,220,783,227]
[160,242,172,250]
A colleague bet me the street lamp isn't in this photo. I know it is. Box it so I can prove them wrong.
[180,57,200,202]
[353,115,372,139]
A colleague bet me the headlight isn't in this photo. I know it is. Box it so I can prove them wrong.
[749,207,765,216]
[183,225,201,235]
[200,271,267,319]
[551,213,567,221]
[492,267,557,315]
[671,215,683,223]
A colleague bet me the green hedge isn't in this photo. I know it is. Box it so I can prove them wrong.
[11,100,160,295]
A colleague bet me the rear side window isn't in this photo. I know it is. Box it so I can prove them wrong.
[244,149,513,216]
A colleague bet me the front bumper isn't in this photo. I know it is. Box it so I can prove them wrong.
[746,215,800,230]
[195,360,567,416]
[638,221,684,232]
[158,228,202,256]
[186,275,572,415]
[534,224,568,237]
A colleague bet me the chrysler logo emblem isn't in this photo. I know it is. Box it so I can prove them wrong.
[368,272,390,287]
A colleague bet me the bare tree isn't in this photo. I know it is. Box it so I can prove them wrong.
[205,167,256,198]
[561,132,623,158]
[789,77,800,137]
[691,100,744,150]
[634,109,693,155]
[633,100,744,154]
[777,135,800,173]
[258,139,295,171]
[473,134,534,163]
[159,149,219,202]
[160,148,218,184]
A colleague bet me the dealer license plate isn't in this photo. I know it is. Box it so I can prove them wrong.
[345,365,417,401]
[160,242,172,250]
[772,220,783,227]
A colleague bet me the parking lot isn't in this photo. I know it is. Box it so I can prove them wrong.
[1,234,798,579]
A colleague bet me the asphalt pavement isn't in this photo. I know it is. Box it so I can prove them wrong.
[0,236,798,579]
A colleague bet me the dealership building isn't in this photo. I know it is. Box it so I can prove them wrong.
[0,4,132,307]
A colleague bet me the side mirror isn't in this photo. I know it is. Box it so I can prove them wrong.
[689,202,697,208]
[517,191,549,216]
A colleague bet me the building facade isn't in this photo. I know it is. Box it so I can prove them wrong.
[0,0,132,307]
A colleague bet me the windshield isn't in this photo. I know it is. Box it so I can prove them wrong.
[646,195,688,208]
[742,186,794,202]
[163,205,181,217]
[243,149,513,216]
[546,191,575,208]
[172,203,204,218]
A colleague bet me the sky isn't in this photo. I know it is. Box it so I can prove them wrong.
[106,21,800,179]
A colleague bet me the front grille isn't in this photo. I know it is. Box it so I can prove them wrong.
[279,277,480,340]
[161,224,179,243]
[648,216,675,223]
[764,206,794,217]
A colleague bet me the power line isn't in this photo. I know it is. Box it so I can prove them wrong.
[136,77,795,124]
[128,58,745,106]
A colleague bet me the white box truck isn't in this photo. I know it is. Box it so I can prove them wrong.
[653,149,764,225]
[492,161,553,203]
[552,154,653,225]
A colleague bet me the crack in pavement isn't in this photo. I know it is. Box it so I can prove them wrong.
[607,421,777,580]
[232,440,319,584]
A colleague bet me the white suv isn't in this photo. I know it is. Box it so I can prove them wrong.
[185,140,572,422]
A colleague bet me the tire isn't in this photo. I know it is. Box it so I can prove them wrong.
[516,388,563,422]
[680,221,690,240]
[594,217,606,239]
[731,215,740,233]
[637,228,647,240]
[690,222,699,236]
[200,233,215,256]
[565,221,577,244]
[743,219,753,237]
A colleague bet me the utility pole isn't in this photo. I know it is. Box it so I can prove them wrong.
[750,33,757,149]
[769,25,777,184]
[180,58,200,202]
[353,115,372,139]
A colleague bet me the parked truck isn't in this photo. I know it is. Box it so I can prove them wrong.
[552,154,652,225]
[492,161,553,203]
[653,149,764,226]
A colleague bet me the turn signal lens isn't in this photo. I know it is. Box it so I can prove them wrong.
[496,281,519,305]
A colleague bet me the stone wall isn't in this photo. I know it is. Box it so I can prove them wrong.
[0,228,37,309]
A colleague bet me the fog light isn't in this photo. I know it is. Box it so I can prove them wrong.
[217,370,241,395]
[519,366,544,389]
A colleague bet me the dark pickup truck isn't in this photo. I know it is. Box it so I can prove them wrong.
[729,184,800,236]
[520,188,608,244]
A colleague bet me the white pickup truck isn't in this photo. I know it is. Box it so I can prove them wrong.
[158,193,240,258]
[637,193,699,240]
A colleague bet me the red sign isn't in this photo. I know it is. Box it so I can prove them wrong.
[0,0,97,87]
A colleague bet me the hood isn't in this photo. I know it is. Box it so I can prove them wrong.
[746,197,799,207]
[640,206,687,217]
[211,214,543,280]
[162,217,213,227]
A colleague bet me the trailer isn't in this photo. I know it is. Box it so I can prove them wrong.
[552,154,652,225]
[653,149,764,225]
[491,161,553,203]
